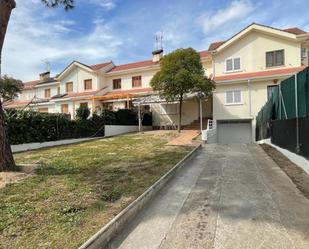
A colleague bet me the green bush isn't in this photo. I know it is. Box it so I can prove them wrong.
[76,106,90,120]
[5,108,152,145]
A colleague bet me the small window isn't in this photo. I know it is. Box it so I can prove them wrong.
[44,89,51,98]
[132,76,142,88]
[226,57,241,72]
[57,87,60,95]
[267,85,279,100]
[266,50,284,67]
[66,82,73,93]
[84,79,92,90]
[225,89,242,105]
[61,104,69,114]
[113,79,122,89]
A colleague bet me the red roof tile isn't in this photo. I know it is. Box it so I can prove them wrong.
[105,88,153,96]
[208,41,225,51]
[90,62,112,70]
[22,80,40,89]
[4,100,31,108]
[65,90,99,98]
[282,27,307,35]
[214,66,306,82]
[109,60,159,72]
[199,50,210,57]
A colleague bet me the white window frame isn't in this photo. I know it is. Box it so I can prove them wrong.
[225,57,242,73]
[225,89,243,105]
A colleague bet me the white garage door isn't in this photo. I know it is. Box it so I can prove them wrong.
[217,120,252,144]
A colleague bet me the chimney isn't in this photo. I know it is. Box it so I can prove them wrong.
[152,49,163,62]
[40,71,50,81]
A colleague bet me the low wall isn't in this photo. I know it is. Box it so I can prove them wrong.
[104,125,152,137]
[258,139,309,174]
[11,137,100,153]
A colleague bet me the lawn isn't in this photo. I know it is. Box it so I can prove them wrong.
[0,132,192,249]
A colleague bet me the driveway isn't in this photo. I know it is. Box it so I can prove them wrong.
[109,144,309,249]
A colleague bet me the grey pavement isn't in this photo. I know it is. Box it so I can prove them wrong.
[108,144,309,249]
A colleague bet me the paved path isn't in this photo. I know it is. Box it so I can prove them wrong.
[109,144,309,249]
[166,130,200,146]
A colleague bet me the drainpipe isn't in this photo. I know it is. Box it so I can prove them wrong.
[248,79,252,117]
[199,98,203,132]
[295,73,300,153]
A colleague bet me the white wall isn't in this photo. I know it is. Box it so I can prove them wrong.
[105,125,152,137]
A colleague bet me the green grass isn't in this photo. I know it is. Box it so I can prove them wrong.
[0,132,192,249]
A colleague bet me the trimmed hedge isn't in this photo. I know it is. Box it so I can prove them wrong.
[5,109,152,145]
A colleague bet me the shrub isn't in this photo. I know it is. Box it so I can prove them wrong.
[76,106,90,120]
[5,108,152,145]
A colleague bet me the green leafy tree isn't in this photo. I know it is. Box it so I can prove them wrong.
[0,0,74,171]
[76,106,90,120]
[0,75,23,103]
[150,48,215,132]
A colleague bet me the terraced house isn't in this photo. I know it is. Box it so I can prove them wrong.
[5,23,309,143]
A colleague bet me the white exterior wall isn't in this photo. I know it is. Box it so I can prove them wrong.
[105,68,159,92]
[214,31,301,76]
[60,67,99,93]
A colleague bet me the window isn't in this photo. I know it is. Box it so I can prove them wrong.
[57,87,60,95]
[66,82,73,93]
[44,89,51,98]
[38,108,48,113]
[132,76,142,88]
[301,47,307,58]
[225,89,242,105]
[80,102,88,108]
[267,85,279,100]
[266,50,284,67]
[113,79,122,89]
[226,57,241,72]
[61,104,69,114]
[84,79,92,90]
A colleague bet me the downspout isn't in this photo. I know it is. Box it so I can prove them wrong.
[248,79,252,117]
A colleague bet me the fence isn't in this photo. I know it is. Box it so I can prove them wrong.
[255,67,309,158]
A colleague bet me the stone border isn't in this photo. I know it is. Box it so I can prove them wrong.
[79,144,202,249]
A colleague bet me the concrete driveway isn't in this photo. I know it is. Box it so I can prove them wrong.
[109,144,309,249]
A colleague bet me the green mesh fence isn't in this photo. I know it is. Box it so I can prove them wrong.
[256,67,309,141]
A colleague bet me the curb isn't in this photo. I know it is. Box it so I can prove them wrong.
[79,144,202,249]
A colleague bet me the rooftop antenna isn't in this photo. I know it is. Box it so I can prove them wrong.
[42,60,51,72]
[155,32,163,51]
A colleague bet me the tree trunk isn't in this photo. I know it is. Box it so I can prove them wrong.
[178,94,183,133]
[0,0,16,171]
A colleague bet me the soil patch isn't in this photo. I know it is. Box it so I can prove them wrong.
[260,144,309,199]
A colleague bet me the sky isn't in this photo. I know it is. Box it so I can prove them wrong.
[2,0,309,81]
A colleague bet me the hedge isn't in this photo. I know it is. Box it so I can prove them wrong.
[5,109,152,145]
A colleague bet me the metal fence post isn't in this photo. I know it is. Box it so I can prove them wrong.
[295,73,300,153]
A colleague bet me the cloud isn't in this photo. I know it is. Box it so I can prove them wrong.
[2,0,122,81]
[199,0,255,34]
[88,0,117,11]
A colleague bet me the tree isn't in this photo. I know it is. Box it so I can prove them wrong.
[0,0,74,171]
[76,106,90,120]
[0,75,23,103]
[150,48,215,132]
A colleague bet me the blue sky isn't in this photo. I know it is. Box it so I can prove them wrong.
[2,0,309,81]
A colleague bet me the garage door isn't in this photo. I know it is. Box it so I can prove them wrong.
[217,120,252,144]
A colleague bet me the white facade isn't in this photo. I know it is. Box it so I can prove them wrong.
[6,23,309,138]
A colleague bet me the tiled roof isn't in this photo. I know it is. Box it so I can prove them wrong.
[199,50,210,57]
[208,41,225,51]
[23,80,40,89]
[4,100,31,108]
[214,66,305,82]
[109,60,159,72]
[90,62,112,70]
[282,27,307,35]
[105,88,153,96]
